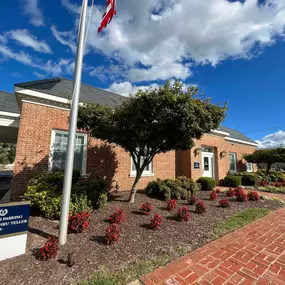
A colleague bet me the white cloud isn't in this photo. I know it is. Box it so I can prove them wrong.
[7,29,52,54]
[58,0,285,83]
[22,0,45,27]
[0,35,7,44]
[108,82,160,96]
[33,71,45,78]
[0,44,73,76]
[51,26,76,53]
[257,130,285,149]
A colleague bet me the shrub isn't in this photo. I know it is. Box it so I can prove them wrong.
[227,188,235,197]
[24,171,107,220]
[247,191,260,201]
[105,224,120,245]
[259,180,269,187]
[166,199,177,211]
[145,180,162,198]
[195,200,206,214]
[107,209,126,224]
[177,206,190,221]
[39,236,59,260]
[224,175,241,187]
[241,174,261,186]
[176,176,201,195]
[140,202,153,215]
[235,188,248,202]
[150,214,163,230]
[188,195,198,205]
[68,212,91,233]
[197,177,216,191]
[209,190,218,201]
[219,198,230,208]
[161,179,188,200]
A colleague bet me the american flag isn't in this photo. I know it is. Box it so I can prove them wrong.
[98,0,117,33]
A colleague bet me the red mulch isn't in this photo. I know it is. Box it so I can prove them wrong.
[0,191,283,285]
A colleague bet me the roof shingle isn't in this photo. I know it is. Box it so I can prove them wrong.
[0,91,19,114]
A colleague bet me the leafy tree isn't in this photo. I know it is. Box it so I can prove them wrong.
[78,80,227,203]
[0,143,16,165]
[244,148,285,176]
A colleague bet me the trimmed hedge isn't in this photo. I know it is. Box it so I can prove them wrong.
[224,175,241,187]
[196,177,216,191]
[24,170,108,220]
[145,177,200,200]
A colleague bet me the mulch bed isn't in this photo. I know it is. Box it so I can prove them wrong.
[0,191,284,285]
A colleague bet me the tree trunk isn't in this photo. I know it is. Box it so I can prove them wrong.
[128,171,142,203]
[266,164,272,177]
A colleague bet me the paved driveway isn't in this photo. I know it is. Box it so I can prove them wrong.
[141,208,285,285]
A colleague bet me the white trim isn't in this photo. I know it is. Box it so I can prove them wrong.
[21,100,70,111]
[229,152,237,173]
[247,162,253,173]
[15,87,70,104]
[0,111,20,118]
[211,129,230,136]
[0,118,19,128]
[130,156,153,177]
[225,137,258,147]
[49,130,88,174]
[202,151,215,179]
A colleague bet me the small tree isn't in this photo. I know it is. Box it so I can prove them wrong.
[244,148,285,176]
[0,143,16,166]
[78,80,226,203]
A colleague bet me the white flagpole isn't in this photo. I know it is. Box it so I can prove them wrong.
[58,0,89,246]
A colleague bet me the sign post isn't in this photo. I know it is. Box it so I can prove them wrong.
[0,201,30,261]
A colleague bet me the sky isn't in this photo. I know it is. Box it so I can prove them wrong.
[0,0,285,148]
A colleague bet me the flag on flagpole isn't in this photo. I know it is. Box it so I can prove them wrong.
[98,0,117,33]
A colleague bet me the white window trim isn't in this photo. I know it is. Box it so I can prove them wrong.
[247,162,253,173]
[130,156,154,177]
[229,152,237,173]
[49,130,88,174]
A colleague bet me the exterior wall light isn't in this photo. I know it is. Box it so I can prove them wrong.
[220,150,227,159]
[194,148,202,156]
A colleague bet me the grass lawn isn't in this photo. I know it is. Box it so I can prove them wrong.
[247,185,285,194]
[213,208,270,238]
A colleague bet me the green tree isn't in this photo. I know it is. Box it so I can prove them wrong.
[0,143,16,165]
[244,148,285,176]
[78,80,227,203]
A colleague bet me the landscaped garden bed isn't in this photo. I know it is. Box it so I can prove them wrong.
[0,189,284,285]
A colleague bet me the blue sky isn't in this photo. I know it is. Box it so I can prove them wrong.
[0,0,285,148]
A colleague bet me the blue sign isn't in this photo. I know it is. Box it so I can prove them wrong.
[0,202,30,237]
[194,161,200,169]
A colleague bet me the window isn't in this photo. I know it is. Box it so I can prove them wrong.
[131,156,153,176]
[49,130,87,174]
[247,162,253,172]
[229,153,237,173]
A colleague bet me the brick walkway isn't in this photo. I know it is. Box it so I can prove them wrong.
[141,208,285,285]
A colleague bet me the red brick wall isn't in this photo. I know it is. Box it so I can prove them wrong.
[186,134,256,183]
[11,102,176,199]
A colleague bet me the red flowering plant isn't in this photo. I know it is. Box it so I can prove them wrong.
[177,206,190,222]
[188,195,198,205]
[140,202,153,215]
[105,224,120,245]
[235,188,248,202]
[247,191,260,201]
[209,190,218,201]
[219,198,230,208]
[259,180,269,187]
[150,214,163,230]
[195,200,206,214]
[227,188,235,197]
[215,188,221,194]
[166,199,177,211]
[68,212,91,233]
[107,208,126,224]
[39,236,59,260]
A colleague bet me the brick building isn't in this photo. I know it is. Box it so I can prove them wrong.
[0,78,258,201]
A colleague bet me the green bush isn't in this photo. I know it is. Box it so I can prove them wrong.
[196,177,216,191]
[24,170,107,220]
[145,177,200,200]
[224,175,241,187]
[256,170,285,182]
[241,174,261,186]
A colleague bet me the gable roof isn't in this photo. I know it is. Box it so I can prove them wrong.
[15,77,126,108]
[218,126,257,145]
[0,91,19,114]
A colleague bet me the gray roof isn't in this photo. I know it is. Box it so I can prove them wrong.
[218,126,257,145]
[0,91,19,114]
[15,77,126,107]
